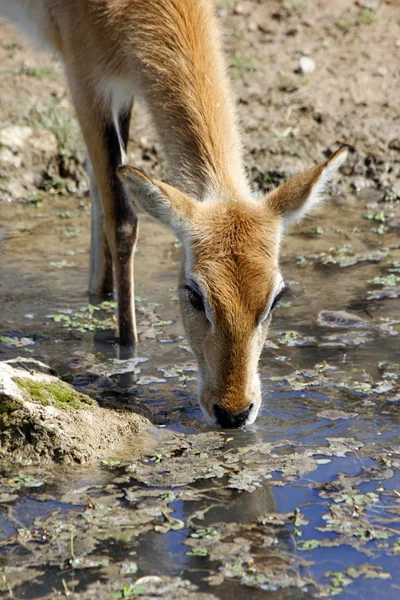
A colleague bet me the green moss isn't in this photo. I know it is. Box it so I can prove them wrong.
[358,7,376,25]
[13,377,95,410]
[0,399,20,415]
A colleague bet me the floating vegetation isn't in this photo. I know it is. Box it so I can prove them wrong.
[369,273,400,287]
[317,246,389,267]
[46,301,118,333]
[276,330,317,347]
[0,334,35,348]
[309,226,325,235]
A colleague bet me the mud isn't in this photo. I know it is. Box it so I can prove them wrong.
[1,1,400,599]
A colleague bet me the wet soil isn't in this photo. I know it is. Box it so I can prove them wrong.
[1,1,400,599]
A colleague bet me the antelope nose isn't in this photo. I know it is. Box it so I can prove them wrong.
[213,404,253,429]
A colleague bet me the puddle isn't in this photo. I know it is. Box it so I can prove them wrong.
[1,181,399,599]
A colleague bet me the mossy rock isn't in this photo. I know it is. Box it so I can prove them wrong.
[0,357,152,464]
[14,376,96,410]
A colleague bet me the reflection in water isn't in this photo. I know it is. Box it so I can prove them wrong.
[199,481,277,525]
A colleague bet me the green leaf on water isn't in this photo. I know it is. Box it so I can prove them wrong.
[298,539,321,551]
[186,548,208,557]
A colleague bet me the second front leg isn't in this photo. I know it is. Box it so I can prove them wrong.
[71,87,137,346]
[102,168,138,347]
[102,114,138,347]
[108,197,138,347]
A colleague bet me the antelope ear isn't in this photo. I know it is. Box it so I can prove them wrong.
[117,165,195,237]
[265,147,348,228]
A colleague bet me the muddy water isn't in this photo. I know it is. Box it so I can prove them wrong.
[1,187,400,599]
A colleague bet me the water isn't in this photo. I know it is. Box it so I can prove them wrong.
[1,188,399,599]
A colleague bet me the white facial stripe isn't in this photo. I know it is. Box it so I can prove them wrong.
[259,275,285,324]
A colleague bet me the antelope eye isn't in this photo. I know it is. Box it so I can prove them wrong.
[270,288,285,312]
[185,285,205,312]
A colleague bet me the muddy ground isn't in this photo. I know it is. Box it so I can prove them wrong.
[1,1,400,599]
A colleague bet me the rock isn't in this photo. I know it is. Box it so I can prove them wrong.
[0,357,152,463]
[0,125,57,167]
[5,356,57,376]
[389,138,400,151]
[0,147,22,168]
[87,357,147,378]
[234,2,252,16]
[0,125,33,152]
[375,66,387,77]
[367,286,400,300]
[320,331,374,348]
[1,178,27,199]
[29,129,58,164]
[258,23,273,34]
[298,56,316,74]
[317,310,370,329]
[317,409,358,421]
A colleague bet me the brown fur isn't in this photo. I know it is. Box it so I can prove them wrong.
[118,144,345,424]
[127,0,247,197]
[192,202,280,328]
[267,163,325,216]
[189,201,281,414]
[36,0,246,197]
[265,148,347,218]
[1,0,346,425]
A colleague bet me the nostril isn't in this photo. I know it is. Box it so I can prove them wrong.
[249,403,254,411]
[213,403,252,429]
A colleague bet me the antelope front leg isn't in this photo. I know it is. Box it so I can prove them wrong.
[87,159,114,297]
[70,84,137,346]
[87,101,133,298]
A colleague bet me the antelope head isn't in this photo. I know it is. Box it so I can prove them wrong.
[118,148,347,428]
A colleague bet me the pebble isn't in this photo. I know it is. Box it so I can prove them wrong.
[234,3,251,16]
[375,66,387,77]
[298,56,316,74]
[389,138,400,151]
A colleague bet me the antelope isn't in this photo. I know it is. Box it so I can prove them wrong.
[0,0,347,428]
